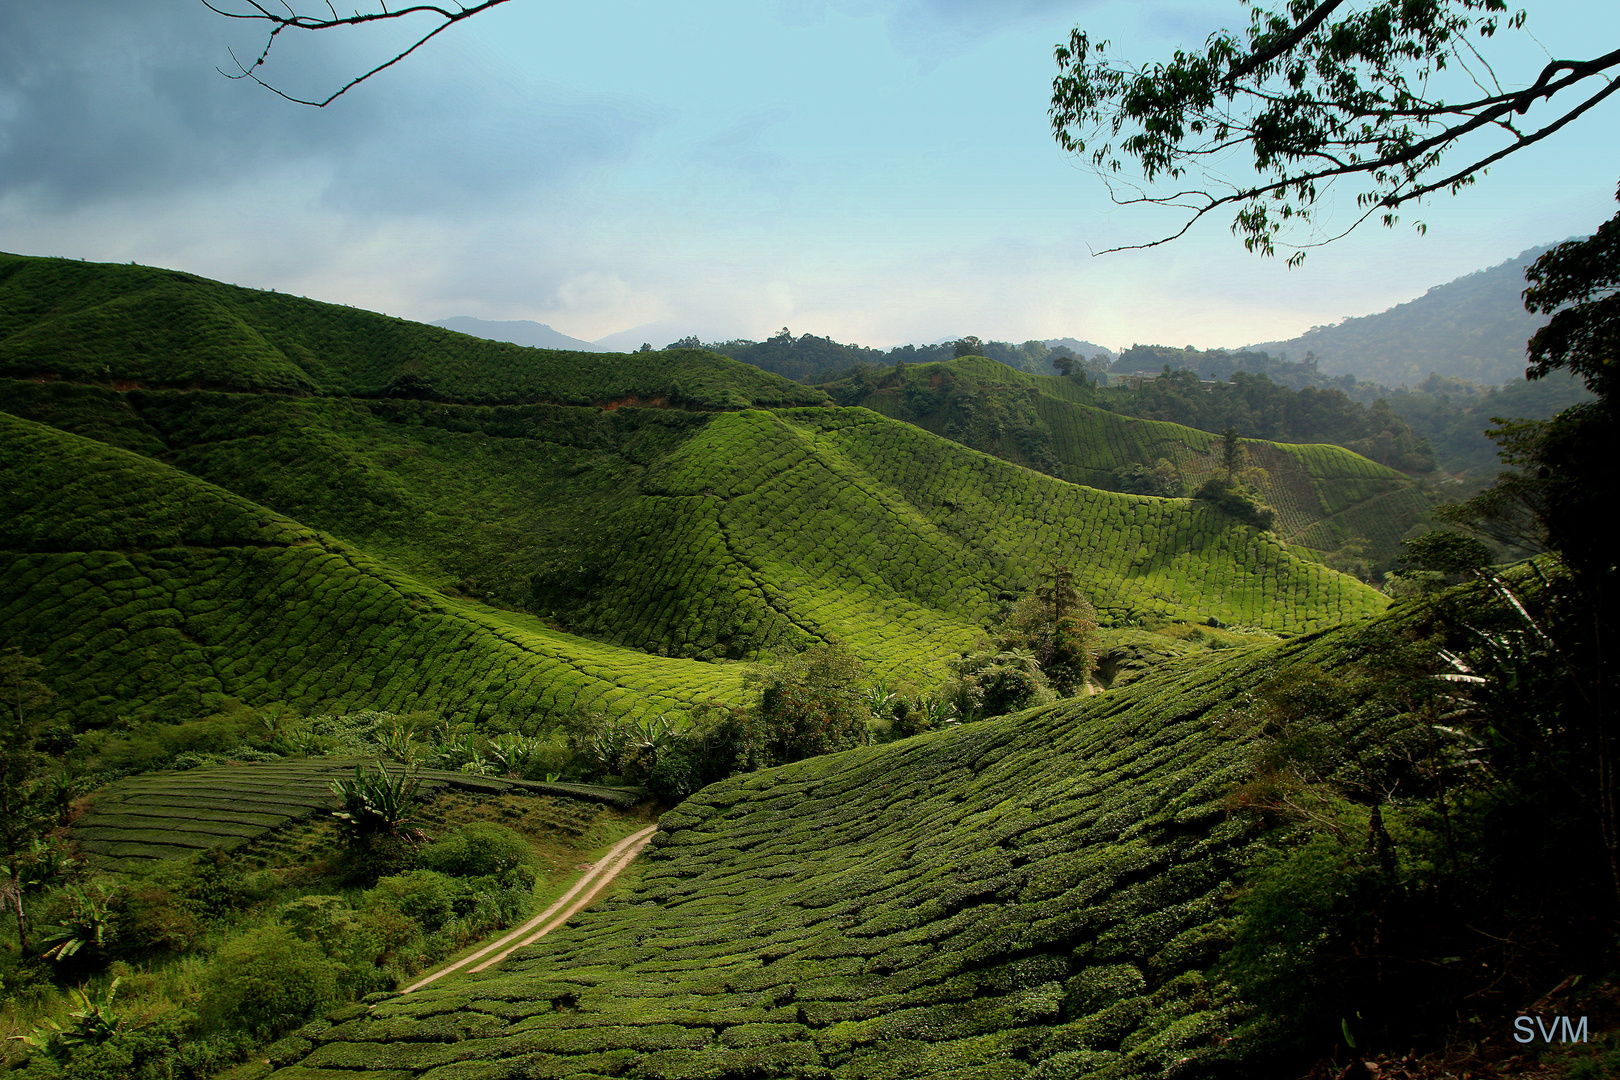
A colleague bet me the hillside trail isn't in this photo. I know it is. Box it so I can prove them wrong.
[400,822,659,994]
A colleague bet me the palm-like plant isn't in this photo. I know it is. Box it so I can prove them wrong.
[328,761,427,845]
[17,978,125,1054]
[36,883,115,963]
[379,720,421,766]
[486,733,539,778]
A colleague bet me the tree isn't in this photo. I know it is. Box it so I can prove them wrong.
[1049,1,1620,262]
[1218,426,1246,477]
[1524,184,1620,402]
[0,647,57,952]
[954,336,985,358]
[745,640,873,765]
[1415,190,1619,901]
[1005,564,1097,697]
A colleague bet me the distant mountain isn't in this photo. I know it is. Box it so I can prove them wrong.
[1245,246,1555,386]
[1044,338,1115,360]
[591,321,703,353]
[432,316,605,352]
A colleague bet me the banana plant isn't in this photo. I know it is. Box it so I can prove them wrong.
[16,978,125,1055]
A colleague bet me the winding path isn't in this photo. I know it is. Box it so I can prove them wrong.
[401,823,660,993]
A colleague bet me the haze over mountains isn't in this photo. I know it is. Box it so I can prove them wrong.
[1243,245,1554,386]
[438,246,1552,389]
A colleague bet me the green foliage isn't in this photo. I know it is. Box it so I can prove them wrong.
[946,643,1053,720]
[328,761,426,846]
[856,356,1431,569]
[1102,361,1437,473]
[745,640,873,766]
[0,647,59,953]
[1193,476,1276,531]
[1524,186,1620,402]
[0,254,826,409]
[264,623,1349,1080]
[364,871,460,933]
[417,822,531,879]
[199,926,346,1040]
[70,757,636,872]
[1049,0,1569,259]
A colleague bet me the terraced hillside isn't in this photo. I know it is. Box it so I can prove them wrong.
[0,413,748,729]
[3,392,1381,731]
[857,357,1432,564]
[74,757,637,871]
[264,620,1389,1080]
[3,254,1384,735]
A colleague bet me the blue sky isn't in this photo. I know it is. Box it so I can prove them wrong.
[2,0,1616,352]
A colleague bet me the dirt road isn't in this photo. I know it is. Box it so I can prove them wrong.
[401,822,659,993]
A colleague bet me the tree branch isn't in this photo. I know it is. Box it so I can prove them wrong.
[1224,0,1347,85]
[201,0,519,106]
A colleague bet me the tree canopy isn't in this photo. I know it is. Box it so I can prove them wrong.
[1049,0,1620,262]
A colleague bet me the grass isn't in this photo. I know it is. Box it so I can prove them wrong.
[262,612,1409,1080]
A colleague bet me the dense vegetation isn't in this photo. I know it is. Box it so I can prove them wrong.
[2,777,651,1080]
[0,256,1387,739]
[0,255,826,411]
[10,237,1616,1080]
[74,757,635,871]
[255,568,1617,1079]
[0,412,752,729]
[694,330,1112,386]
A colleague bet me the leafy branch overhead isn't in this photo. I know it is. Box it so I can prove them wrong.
[1049,0,1620,262]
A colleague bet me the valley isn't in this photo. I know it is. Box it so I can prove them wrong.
[1,248,1613,1080]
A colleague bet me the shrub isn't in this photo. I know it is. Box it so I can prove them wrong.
[1193,476,1276,530]
[198,926,345,1040]
[418,822,532,879]
[745,641,873,765]
[364,870,462,932]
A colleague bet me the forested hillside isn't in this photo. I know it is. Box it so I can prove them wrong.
[1246,246,1552,385]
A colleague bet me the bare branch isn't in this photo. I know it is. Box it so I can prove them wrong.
[201,0,519,106]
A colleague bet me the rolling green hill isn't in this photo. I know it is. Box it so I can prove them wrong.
[853,357,1433,565]
[262,614,1395,1080]
[0,412,749,730]
[2,253,1387,737]
[0,253,827,409]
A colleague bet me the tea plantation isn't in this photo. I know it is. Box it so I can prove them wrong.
[264,621,1380,1080]
[0,413,749,729]
[858,357,1432,566]
[73,758,637,871]
[0,254,827,409]
[2,253,1387,734]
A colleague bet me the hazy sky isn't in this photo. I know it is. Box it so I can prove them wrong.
[2,1,1617,350]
